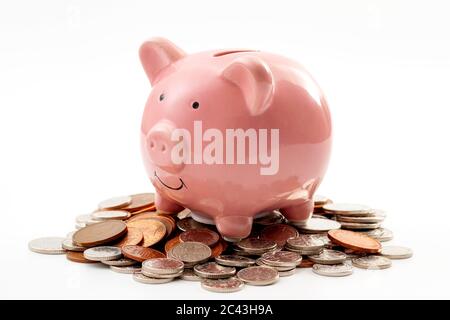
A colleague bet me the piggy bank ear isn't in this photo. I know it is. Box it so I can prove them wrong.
[221,56,274,116]
[139,37,186,85]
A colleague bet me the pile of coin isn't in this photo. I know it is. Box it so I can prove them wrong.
[29,193,413,293]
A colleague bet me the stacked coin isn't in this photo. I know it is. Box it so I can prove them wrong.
[29,193,413,292]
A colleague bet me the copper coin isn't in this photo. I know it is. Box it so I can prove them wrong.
[121,193,155,212]
[211,240,227,258]
[129,205,157,215]
[126,212,158,223]
[66,251,98,264]
[73,220,127,247]
[328,229,381,254]
[126,219,166,247]
[260,224,299,247]
[122,245,165,262]
[179,229,219,247]
[128,214,174,237]
[165,236,182,254]
[298,258,314,268]
[113,227,143,247]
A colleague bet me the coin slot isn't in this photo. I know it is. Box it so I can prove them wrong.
[213,50,258,57]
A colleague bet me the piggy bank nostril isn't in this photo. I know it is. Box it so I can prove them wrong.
[161,144,167,152]
[150,141,155,149]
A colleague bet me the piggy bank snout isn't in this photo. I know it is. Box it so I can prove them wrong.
[146,121,184,173]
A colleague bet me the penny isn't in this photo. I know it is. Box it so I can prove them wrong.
[142,258,184,274]
[194,262,236,279]
[179,229,220,247]
[286,234,329,251]
[298,258,314,268]
[295,218,341,233]
[73,220,127,247]
[133,272,174,284]
[340,222,380,230]
[165,236,182,254]
[328,229,381,254]
[91,210,130,221]
[110,265,142,274]
[122,245,165,262]
[312,263,353,277]
[28,237,66,254]
[211,240,227,258]
[75,214,92,224]
[122,193,155,212]
[177,218,209,232]
[98,195,132,210]
[113,227,143,247]
[215,255,256,267]
[352,255,392,270]
[308,249,347,265]
[260,224,299,247]
[170,242,212,264]
[201,277,244,293]
[362,228,394,242]
[253,211,285,226]
[127,212,158,223]
[66,251,98,263]
[62,238,86,252]
[153,215,176,237]
[101,258,137,266]
[236,238,277,254]
[83,246,122,261]
[260,251,302,268]
[126,219,166,247]
[180,269,201,281]
[322,203,371,215]
[278,268,296,277]
[380,246,413,259]
[237,266,279,286]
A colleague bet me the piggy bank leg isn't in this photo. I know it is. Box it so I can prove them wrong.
[280,200,313,225]
[215,216,253,242]
[155,192,184,213]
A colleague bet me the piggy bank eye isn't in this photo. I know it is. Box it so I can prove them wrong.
[192,101,200,109]
[159,93,165,101]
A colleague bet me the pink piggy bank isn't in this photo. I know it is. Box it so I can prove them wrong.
[140,38,332,241]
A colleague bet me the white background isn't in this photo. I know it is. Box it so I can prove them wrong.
[1,0,449,299]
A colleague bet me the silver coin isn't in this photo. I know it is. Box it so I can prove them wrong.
[322,203,371,215]
[75,222,86,230]
[308,249,347,265]
[110,264,142,274]
[102,258,137,266]
[236,238,277,254]
[66,231,76,239]
[260,251,302,268]
[363,228,394,242]
[278,268,296,277]
[294,218,341,233]
[312,263,353,277]
[337,214,385,223]
[237,266,279,286]
[28,237,66,255]
[352,255,392,270]
[62,238,85,252]
[176,218,209,232]
[286,234,329,251]
[75,214,92,224]
[253,211,285,226]
[142,258,184,275]
[380,246,413,259]
[142,269,184,279]
[98,195,132,210]
[314,194,332,206]
[201,277,244,293]
[133,272,174,284]
[194,262,236,279]
[215,255,256,267]
[83,246,122,261]
[311,214,329,219]
[91,210,130,221]
[85,218,102,226]
[285,246,324,256]
[170,242,211,264]
[180,268,201,281]
[176,208,192,220]
[340,222,380,230]
[255,258,296,271]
